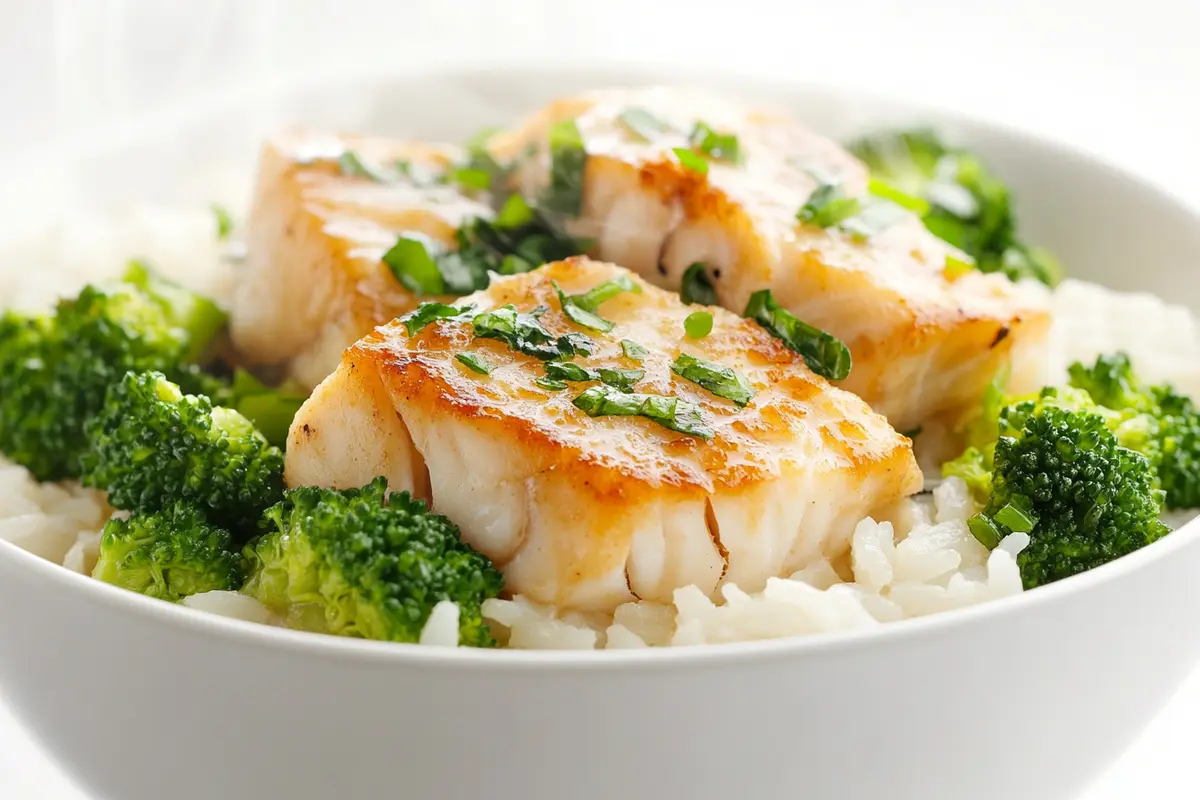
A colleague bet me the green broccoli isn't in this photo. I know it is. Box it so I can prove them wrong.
[82,371,284,533]
[0,263,227,480]
[1067,352,1200,509]
[967,391,1168,588]
[242,478,504,647]
[92,502,245,602]
[847,128,1061,286]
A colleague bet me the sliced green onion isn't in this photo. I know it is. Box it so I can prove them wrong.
[744,289,851,381]
[541,119,587,216]
[494,194,536,228]
[455,353,493,375]
[621,339,650,361]
[968,513,1003,549]
[573,385,714,439]
[619,107,672,141]
[382,236,446,296]
[994,502,1038,534]
[798,183,861,228]
[211,204,234,240]
[680,262,718,306]
[672,147,709,175]
[868,177,931,215]
[684,311,714,339]
[688,122,741,164]
[399,302,474,336]
[536,377,568,391]
[671,353,755,407]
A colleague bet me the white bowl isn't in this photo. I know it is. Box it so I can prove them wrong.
[3,65,1200,800]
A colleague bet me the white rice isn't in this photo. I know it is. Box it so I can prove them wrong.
[1,197,1198,649]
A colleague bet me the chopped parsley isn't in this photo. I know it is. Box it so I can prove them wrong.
[382,236,447,295]
[382,207,589,297]
[399,302,475,336]
[619,107,672,141]
[471,305,593,361]
[211,204,234,240]
[540,119,587,216]
[688,122,741,164]
[942,254,976,281]
[461,127,510,192]
[536,377,568,391]
[840,199,908,242]
[337,150,391,183]
[545,361,644,391]
[573,385,714,439]
[553,275,643,333]
[671,353,755,407]
[684,311,713,339]
[797,182,861,228]
[621,339,650,361]
[672,147,709,176]
[867,177,930,215]
[450,166,491,191]
[455,353,493,375]
[744,289,852,381]
[680,262,718,306]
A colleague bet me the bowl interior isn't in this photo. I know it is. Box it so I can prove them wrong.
[1,63,1200,664]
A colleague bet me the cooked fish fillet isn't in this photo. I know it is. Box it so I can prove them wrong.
[287,257,922,613]
[489,87,1052,432]
[230,130,494,389]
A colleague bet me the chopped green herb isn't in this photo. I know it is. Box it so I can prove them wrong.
[462,127,511,192]
[544,361,644,391]
[993,502,1038,534]
[744,289,852,381]
[621,339,650,361]
[671,353,755,407]
[382,236,445,296]
[451,166,492,191]
[399,302,474,336]
[573,385,714,439]
[337,150,391,182]
[211,204,234,240]
[680,262,718,306]
[942,254,976,281]
[619,107,672,141]
[471,305,593,361]
[967,513,1003,549]
[544,361,594,382]
[684,311,714,339]
[797,183,861,228]
[494,194,536,228]
[541,119,587,216]
[535,377,568,391]
[688,122,741,163]
[840,199,908,242]
[553,276,643,333]
[672,147,709,176]
[455,353,493,375]
[867,177,930,215]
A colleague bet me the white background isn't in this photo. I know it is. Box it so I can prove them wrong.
[1,0,1199,796]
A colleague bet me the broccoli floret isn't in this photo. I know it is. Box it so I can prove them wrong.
[970,393,1168,588]
[1068,353,1200,509]
[242,478,504,647]
[82,371,284,533]
[92,502,245,602]
[0,263,227,480]
[847,128,1061,286]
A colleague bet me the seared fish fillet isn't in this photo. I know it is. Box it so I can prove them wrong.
[489,87,1052,432]
[231,130,494,389]
[287,257,922,613]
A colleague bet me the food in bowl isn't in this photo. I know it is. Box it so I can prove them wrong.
[1,85,1198,651]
